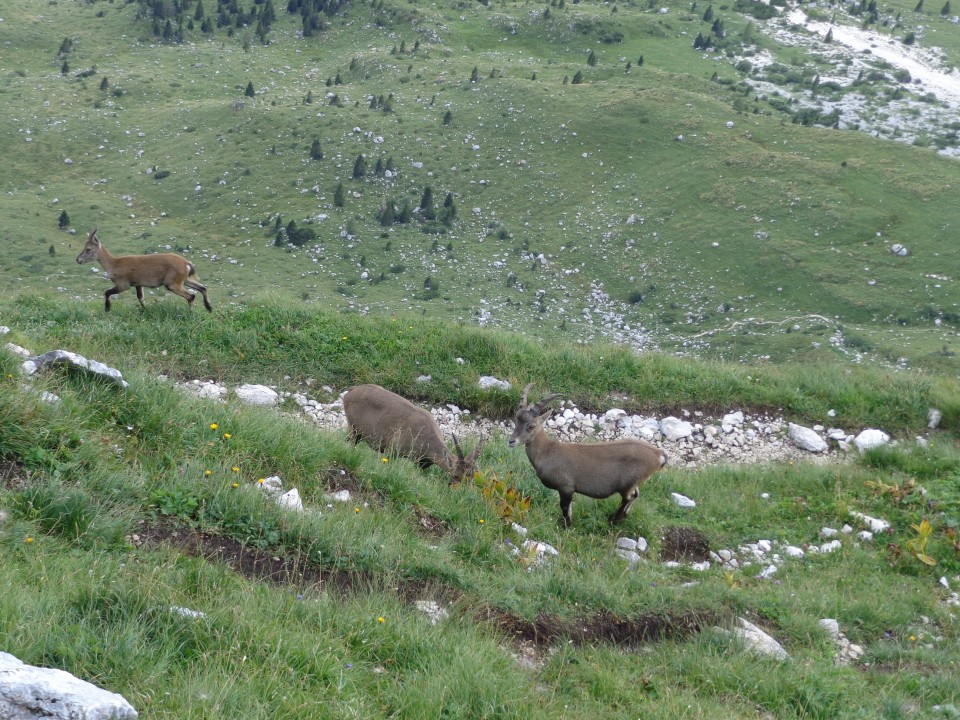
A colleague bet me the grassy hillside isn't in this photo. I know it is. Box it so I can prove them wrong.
[2,3,960,712]
[2,310,960,719]
[1,0,959,375]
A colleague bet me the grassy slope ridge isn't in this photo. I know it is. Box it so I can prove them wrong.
[0,0,958,373]
[2,295,959,432]
[2,312,960,719]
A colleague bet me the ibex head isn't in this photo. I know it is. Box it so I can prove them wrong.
[508,383,563,448]
[445,433,485,485]
[76,227,100,265]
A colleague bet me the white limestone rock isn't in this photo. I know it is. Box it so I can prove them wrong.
[671,492,696,508]
[234,383,279,406]
[849,511,890,533]
[853,429,891,453]
[478,375,510,391]
[788,423,827,453]
[0,651,138,719]
[414,600,449,625]
[23,350,129,387]
[277,488,303,511]
[723,618,791,661]
[660,416,694,441]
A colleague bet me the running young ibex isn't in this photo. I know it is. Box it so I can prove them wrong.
[343,384,484,484]
[76,228,212,312]
[508,384,667,527]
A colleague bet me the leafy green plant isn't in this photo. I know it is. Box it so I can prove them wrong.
[473,470,531,523]
[905,518,937,566]
[148,487,201,521]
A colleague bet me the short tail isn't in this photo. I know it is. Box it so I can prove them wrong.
[660,451,669,467]
[187,262,197,277]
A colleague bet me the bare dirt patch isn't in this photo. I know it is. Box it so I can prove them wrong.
[659,525,712,563]
[479,605,719,649]
[412,505,449,537]
[0,459,29,491]
[135,520,717,651]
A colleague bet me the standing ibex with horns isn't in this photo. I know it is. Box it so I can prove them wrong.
[344,384,484,484]
[509,384,667,527]
[76,228,212,312]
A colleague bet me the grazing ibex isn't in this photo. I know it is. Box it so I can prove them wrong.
[508,384,667,527]
[343,384,484,484]
[76,228,212,312]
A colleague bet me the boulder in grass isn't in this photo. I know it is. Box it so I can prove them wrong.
[0,651,138,719]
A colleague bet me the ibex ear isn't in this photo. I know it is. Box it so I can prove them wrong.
[88,227,99,243]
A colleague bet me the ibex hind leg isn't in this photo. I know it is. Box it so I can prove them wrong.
[609,487,640,525]
[559,492,574,527]
[185,279,212,312]
[135,286,146,310]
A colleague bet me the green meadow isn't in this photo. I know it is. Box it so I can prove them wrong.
[2,0,960,717]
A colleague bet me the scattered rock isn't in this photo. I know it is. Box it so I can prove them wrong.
[849,510,890,533]
[478,375,510,391]
[168,606,206,620]
[720,618,790,661]
[22,350,129,387]
[788,423,828,453]
[0,651,138,719]
[414,600,449,625]
[234,383,279,406]
[277,488,303,511]
[659,417,693,441]
[670,492,696,508]
[853,428,890,453]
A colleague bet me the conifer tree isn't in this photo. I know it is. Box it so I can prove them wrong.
[353,154,366,179]
[419,186,436,220]
[58,210,70,229]
[245,81,255,97]
[334,182,345,207]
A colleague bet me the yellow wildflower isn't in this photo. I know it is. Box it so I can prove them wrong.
[377,616,385,624]
[204,469,212,476]
[210,423,219,430]
[223,433,231,439]
[25,537,33,544]
[232,466,240,473]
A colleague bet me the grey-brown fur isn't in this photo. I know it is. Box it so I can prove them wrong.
[76,228,212,312]
[343,383,483,484]
[508,383,667,526]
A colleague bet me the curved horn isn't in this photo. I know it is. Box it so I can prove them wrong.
[532,393,563,416]
[466,434,485,465]
[520,383,534,409]
[451,433,465,464]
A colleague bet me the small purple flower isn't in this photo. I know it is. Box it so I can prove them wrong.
[345,663,352,669]
[296,594,303,601]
